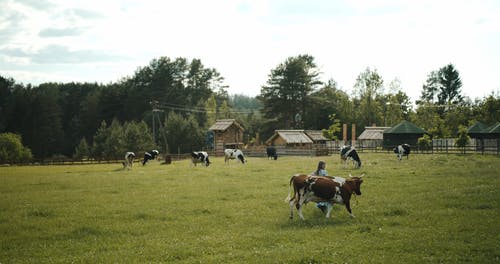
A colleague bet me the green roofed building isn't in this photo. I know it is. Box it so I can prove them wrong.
[467,122,488,138]
[467,122,500,151]
[383,120,427,148]
[468,122,500,139]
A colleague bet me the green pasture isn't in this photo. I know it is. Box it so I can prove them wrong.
[1,153,499,263]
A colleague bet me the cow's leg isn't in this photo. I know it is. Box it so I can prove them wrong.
[297,203,305,220]
[325,203,333,218]
[296,191,307,220]
[289,199,295,219]
[345,201,355,218]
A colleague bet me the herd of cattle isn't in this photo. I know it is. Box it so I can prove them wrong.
[122,144,411,220]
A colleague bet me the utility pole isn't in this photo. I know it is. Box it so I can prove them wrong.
[150,100,170,164]
[150,100,159,146]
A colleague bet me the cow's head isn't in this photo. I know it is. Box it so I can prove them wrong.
[205,157,211,167]
[348,174,364,195]
[393,147,399,154]
[238,154,246,163]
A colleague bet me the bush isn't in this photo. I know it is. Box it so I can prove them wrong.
[91,120,154,160]
[455,125,471,154]
[0,133,32,163]
[74,137,90,159]
[417,134,432,151]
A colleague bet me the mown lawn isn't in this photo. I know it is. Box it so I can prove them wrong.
[0,153,499,263]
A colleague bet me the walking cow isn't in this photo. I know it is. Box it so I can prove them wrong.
[286,174,364,220]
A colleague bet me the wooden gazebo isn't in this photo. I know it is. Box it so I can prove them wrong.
[383,121,427,149]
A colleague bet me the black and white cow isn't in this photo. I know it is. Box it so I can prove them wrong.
[122,152,135,169]
[266,146,278,160]
[142,149,159,165]
[394,144,411,160]
[286,174,364,220]
[224,149,246,164]
[340,145,362,168]
[191,151,210,167]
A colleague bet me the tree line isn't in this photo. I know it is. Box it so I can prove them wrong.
[0,55,499,162]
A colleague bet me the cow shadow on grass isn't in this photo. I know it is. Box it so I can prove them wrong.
[280,209,360,229]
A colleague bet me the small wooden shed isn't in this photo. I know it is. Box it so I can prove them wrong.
[304,130,328,145]
[208,119,244,155]
[358,126,390,148]
[383,121,427,148]
[265,130,313,148]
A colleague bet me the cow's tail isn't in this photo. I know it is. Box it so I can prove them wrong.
[285,175,297,202]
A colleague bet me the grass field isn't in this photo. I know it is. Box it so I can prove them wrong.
[1,153,499,263]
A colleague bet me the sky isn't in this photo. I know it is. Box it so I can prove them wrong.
[1,0,499,103]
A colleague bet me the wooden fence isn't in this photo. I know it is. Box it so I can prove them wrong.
[3,139,499,166]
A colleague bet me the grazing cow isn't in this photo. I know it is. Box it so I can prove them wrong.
[266,146,278,160]
[224,149,246,164]
[340,145,362,168]
[191,151,210,167]
[394,144,411,160]
[286,174,363,220]
[142,149,159,165]
[122,152,135,169]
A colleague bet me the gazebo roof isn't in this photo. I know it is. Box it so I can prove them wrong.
[467,121,500,134]
[208,119,244,132]
[384,121,426,134]
[486,122,500,133]
[467,122,488,134]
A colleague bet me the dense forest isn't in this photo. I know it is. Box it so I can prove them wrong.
[0,55,499,161]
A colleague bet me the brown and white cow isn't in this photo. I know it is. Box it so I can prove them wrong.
[286,174,364,220]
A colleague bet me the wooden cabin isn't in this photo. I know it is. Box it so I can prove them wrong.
[358,126,390,149]
[208,119,244,156]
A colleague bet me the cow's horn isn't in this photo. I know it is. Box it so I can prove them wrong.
[349,173,352,178]
[359,174,365,178]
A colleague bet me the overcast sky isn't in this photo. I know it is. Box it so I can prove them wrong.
[1,0,499,102]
